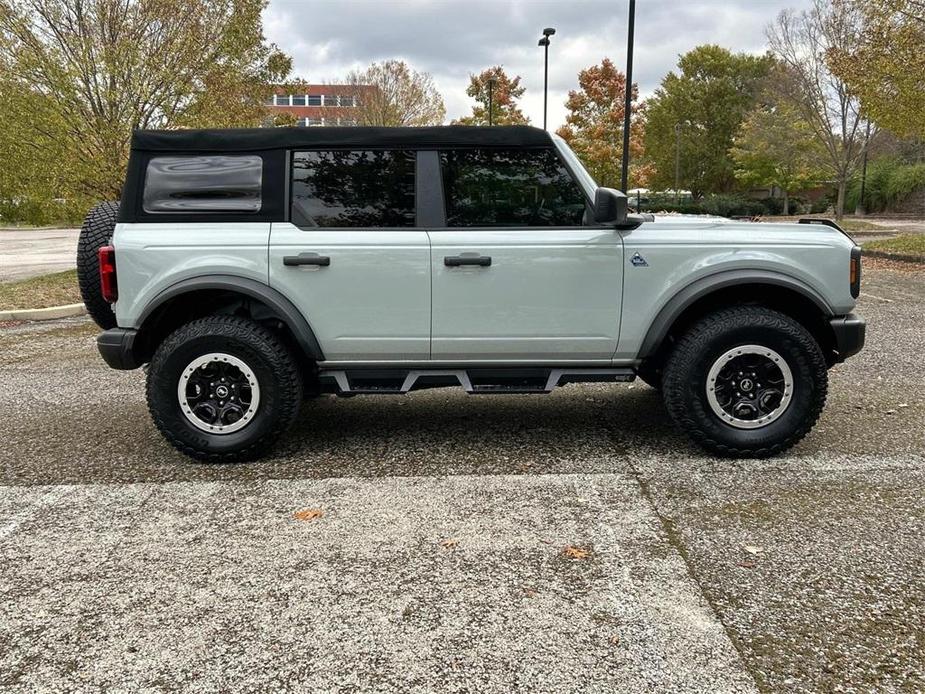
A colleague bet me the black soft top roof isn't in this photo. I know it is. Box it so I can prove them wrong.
[131,125,554,153]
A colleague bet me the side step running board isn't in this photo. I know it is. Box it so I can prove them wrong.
[318,368,635,396]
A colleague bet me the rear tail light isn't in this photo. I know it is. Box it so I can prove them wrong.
[98,246,118,303]
[849,246,861,299]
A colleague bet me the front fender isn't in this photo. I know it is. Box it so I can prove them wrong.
[636,268,834,359]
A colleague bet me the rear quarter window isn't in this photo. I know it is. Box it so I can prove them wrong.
[142,155,263,213]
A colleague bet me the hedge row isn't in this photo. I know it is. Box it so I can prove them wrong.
[637,194,830,217]
[0,198,90,227]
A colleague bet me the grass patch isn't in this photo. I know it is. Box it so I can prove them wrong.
[864,234,925,260]
[0,270,82,311]
[838,219,883,232]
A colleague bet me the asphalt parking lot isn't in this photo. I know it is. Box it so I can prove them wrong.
[1,262,923,692]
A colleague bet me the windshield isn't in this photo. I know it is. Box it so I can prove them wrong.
[551,134,598,200]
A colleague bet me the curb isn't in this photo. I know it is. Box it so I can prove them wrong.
[862,249,925,264]
[0,303,87,321]
[0,226,72,232]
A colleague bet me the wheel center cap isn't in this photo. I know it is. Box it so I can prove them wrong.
[739,378,754,392]
[215,385,230,398]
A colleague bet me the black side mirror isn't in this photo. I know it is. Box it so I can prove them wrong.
[594,187,628,224]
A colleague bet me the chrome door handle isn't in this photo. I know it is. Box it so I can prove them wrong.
[444,255,491,267]
[284,253,330,267]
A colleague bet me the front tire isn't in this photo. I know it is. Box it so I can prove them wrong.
[661,306,827,457]
[146,316,303,462]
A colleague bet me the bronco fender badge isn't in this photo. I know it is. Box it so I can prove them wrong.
[631,252,649,267]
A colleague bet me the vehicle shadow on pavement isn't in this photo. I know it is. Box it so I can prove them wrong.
[1,384,696,486]
[277,384,684,474]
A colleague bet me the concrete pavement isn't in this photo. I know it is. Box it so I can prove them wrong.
[0,228,80,282]
[0,476,756,693]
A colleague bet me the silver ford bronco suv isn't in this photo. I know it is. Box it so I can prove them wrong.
[77,125,865,462]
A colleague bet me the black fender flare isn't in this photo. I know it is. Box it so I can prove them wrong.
[638,269,834,359]
[137,275,325,361]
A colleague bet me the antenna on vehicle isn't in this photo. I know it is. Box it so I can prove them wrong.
[620,0,636,194]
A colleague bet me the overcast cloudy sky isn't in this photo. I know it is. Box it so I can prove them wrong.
[263,0,812,129]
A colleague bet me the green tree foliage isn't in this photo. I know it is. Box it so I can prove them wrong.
[555,57,652,190]
[730,87,825,215]
[643,45,773,197]
[828,0,925,140]
[0,0,292,202]
[343,60,446,126]
[767,0,869,219]
[846,158,925,211]
[454,66,530,126]
[0,77,73,214]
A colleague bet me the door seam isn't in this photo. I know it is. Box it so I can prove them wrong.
[426,229,433,359]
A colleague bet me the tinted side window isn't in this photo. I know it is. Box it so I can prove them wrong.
[143,155,262,213]
[291,150,416,227]
[439,148,586,227]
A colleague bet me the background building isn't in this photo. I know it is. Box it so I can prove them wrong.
[268,85,373,126]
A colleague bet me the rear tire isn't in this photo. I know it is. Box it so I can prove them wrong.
[77,201,119,329]
[146,316,303,462]
[661,306,827,457]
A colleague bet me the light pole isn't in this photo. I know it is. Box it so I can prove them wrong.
[674,122,681,204]
[487,77,497,126]
[620,0,635,193]
[857,119,872,215]
[538,27,555,130]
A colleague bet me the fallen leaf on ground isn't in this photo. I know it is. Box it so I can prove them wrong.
[739,561,756,569]
[294,508,323,521]
[562,545,592,560]
[440,538,459,549]
[743,544,763,555]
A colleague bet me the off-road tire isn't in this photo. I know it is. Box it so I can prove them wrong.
[146,316,303,462]
[77,201,119,329]
[661,306,828,457]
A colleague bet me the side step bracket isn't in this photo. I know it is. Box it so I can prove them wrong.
[318,368,635,396]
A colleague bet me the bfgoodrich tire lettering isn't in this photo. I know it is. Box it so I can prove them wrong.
[661,306,828,457]
[146,316,303,462]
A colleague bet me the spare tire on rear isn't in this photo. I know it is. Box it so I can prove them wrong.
[77,201,119,329]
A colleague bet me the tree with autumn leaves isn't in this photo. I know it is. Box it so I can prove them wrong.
[730,91,826,215]
[454,66,530,126]
[342,60,446,127]
[827,0,925,140]
[0,0,292,204]
[556,58,651,191]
